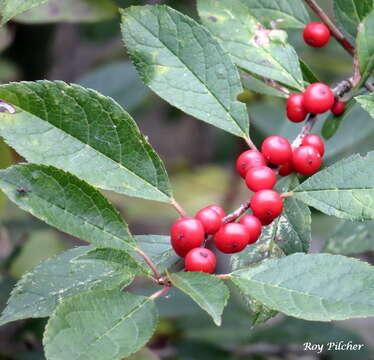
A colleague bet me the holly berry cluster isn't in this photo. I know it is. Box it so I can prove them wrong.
[168,21,339,276]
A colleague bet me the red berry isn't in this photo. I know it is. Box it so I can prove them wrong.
[214,223,249,254]
[303,22,330,48]
[293,145,322,176]
[239,215,262,244]
[261,136,292,165]
[279,161,294,176]
[236,150,267,178]
[245,166,276,192]
[303,83,335,114]
[206,204,225,219]
[170,218,205,257]
[301,134,325,156]
[185,248,216,273]
[195,207,222,234]
[250,190,283,220]
[332,101,346,115]
[286,94,307,123]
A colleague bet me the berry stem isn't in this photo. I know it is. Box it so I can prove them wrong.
[223,200,251,224]
[149,286,170,300]
[244,136,259,151]
[171,198,187,218]
[135,247,162,281]
[303,0,354,56]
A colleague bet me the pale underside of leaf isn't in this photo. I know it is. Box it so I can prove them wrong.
[231,253,374,321]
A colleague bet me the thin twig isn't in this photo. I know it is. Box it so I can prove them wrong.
[292,114,318,149]
[135,247,162,280]
[303,0,355,56]
[223,200,251,224]
[149,286,170,300]
[171,198,187,218]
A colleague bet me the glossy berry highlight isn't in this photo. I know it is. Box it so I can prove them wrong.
[286,94,307,123]
[250,190,283,220]
[261,136,292,165]
[332,101,346,115]
[206,204,226,219]
[304,83,335,114]
[293,145,322,176]
[170,218,205,257]
[214,223,249,254]
[239,215,262,244]
[195,207,222,234]
[302,134,325,156]
[245,166,276,192]
[236,150,267,178]
[185,248,216,273]
[303,22,330,48]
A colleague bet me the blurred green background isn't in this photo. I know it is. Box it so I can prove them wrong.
[0,0,373,359]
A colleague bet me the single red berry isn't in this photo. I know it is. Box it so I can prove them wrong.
[236,150,267,178]
[206,204,226,219]
[239,215,262,244]
[250,190,283,220]
[170,218,205,257]
[185,247,216,273]
[245,166,276,192]
[303,22,330,48]
[293,145,322,176]
[195,207,222,234]
[214,223,249,254]
[331,101,346,115]
[279,161,294,177]
[286,94,307,123]
[303,83,335,114]
[261,136,292,165]
[302,134,325,156]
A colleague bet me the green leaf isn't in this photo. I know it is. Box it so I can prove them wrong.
[356,92,374,118]
[44,290,158,360]
[197,0,304,91]
[0,80,172,203]
[0,164,134,250]
[13,0,118,23]
[0,246,135,326]
[121,5,249,139]
[0,0,48,24]
[78,61,151,112]
[230,0,310,29]
[231,253,374,321]
[334,0,373,43]
[323,220,374,255]
[169,272,229,326]
[294,151,374,220]
[322,99,355,139]
[240,71,288,98]
[135,235,179,273]
[357,10,374,88]
[299,59,320,84]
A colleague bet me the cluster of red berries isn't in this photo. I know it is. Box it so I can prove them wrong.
[170,205,262,274]
[169,133,326,274]
[286,82,345,123]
